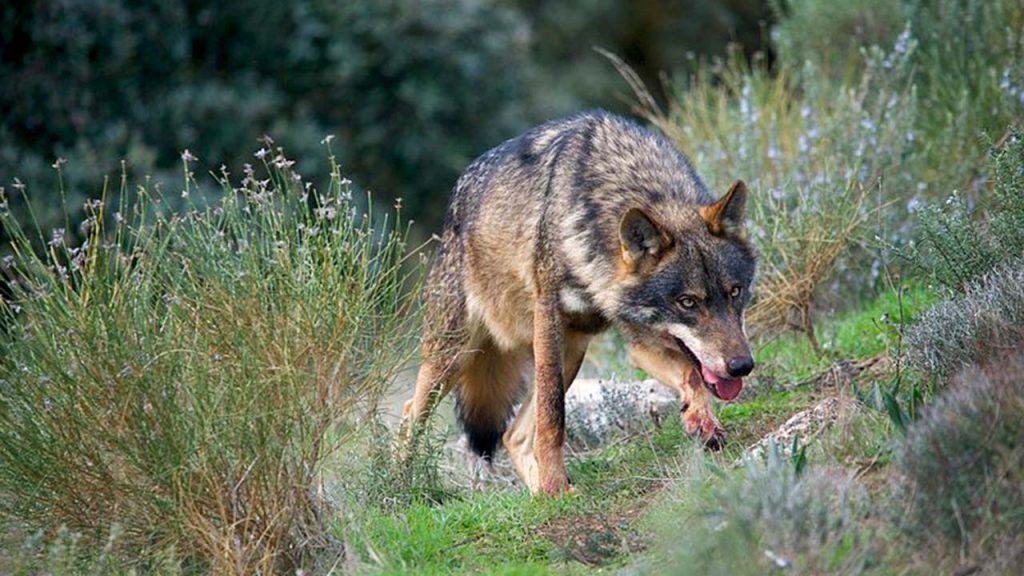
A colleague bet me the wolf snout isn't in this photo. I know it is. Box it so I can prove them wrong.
[726,356,754,378]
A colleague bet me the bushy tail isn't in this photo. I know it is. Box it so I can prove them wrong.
[452,349,526,462]
[454,390,514,462]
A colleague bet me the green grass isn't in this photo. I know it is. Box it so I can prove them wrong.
[754,284,935,383]
[718,391,811,441]
[347,417,697,574]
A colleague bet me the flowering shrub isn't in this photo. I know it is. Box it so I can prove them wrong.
[905,127,1024,293]
[774,0,1024,198]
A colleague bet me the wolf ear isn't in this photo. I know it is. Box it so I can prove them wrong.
[619,208,671,270]
[700,180,747,237]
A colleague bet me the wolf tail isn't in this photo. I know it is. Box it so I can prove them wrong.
[453,345,526,461]
[455,393,507,462]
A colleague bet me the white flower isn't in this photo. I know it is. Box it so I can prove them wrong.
[893,27,911,55]
[316,206,337,220]
[48,228,66,247]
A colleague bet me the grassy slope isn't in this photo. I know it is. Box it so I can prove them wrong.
[346,285,933,575]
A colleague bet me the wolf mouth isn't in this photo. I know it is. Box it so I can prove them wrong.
[672,337,744,402]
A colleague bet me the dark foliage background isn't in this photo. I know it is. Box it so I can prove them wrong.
[0,0,771,233]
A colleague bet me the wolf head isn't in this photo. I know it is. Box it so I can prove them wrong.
[615,180,756,401]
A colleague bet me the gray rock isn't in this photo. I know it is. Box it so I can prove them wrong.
[565,378,679,449]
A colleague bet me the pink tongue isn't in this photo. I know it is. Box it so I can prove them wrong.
[701,366,743,401]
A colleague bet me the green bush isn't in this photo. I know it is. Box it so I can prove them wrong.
[897,351,1024,572]
[315,0,537,229]
[0,148,419,571]
[0,0,538,233]
[908,127,1024,292]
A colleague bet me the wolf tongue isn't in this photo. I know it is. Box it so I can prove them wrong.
[700,366,743,401]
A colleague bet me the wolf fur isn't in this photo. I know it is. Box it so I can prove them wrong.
[400,110,756,495]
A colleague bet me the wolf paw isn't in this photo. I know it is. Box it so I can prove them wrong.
[539,468,573,496]
[682,403,726,451]
[702,428,727,451]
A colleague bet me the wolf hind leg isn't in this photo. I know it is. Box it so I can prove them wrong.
[504,332,590,493]
[398,240,470,452]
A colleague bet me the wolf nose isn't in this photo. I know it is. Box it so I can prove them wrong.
[726,356,754,378]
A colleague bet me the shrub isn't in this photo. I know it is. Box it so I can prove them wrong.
[905,258,1024,379]
[908,127,1024,292]
[646,448,877,575]
[771,0,905,81]
[897,351,1024,572]
[0,147,419,571]
[773,0,1024,197]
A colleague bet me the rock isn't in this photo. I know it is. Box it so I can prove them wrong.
[565,378,678,449]
[744,396,843,461]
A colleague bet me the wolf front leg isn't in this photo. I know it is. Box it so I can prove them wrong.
[627,342,726,450]
[400,355,458,439]
[505,331,589,493]
[531,294,572,496]
[680,369,726,450]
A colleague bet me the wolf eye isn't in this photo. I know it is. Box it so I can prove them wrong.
[729,286,742,298]
[678,296,697,309]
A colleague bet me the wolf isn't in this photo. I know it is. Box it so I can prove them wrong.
[400,110,756,495]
